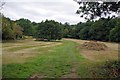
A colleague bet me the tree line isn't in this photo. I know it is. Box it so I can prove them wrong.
[2,15,120,42]
[2,15,37,40]
[64,18,120,42]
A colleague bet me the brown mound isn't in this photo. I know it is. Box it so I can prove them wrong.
[81,41,108,51]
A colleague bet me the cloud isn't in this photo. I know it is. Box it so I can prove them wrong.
[3,0,85,24]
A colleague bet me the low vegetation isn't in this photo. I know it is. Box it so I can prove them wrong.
[91,60,120,78]
[2,39,118,78]
[2,40,83,78]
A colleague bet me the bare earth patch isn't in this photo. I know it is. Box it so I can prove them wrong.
[61,62,80,78]
[29,74,45,79]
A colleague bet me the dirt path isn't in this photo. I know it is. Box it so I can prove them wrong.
[61,62,80,78]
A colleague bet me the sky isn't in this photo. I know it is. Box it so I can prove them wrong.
[2,0,86,24]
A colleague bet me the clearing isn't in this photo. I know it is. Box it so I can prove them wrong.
[2,38,118,78]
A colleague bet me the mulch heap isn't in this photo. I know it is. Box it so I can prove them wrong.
[81,41,108,51]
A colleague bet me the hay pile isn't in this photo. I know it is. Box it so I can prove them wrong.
[81,41,108,51]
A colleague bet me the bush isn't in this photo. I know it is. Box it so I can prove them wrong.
[109,22,120,42]
[92,60,120,78]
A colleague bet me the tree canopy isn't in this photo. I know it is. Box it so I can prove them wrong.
[75,0,120,20]
[16,18,33,36]
[2,16,23,40]
[63,18,120,42]
[2,15,120,42]
[35,20,63,41]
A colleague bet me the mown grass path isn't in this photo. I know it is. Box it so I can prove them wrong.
[3,40,93,78]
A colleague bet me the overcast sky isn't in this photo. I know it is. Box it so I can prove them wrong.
[2,0,86,24]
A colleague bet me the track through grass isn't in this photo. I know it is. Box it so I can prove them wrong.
[3,39,118,78]
[3,40,89,78]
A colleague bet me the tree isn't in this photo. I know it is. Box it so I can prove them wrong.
[78,23,91,40]
[16,18,33,36]
[75,0,120,20]
[2,16,15,40]
[31,22,39,37]
[63,22,69,38]
[75,22,85,39]
[88,20,108,41]
[63,22,75,38]
[109,19,120,42]
[2,16,23,40]
[69,25,77,38]
[12,22,23,39]
[36,20,63,41]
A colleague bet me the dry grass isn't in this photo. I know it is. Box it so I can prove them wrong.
[65,38,118,62]
[3,39,118,64]
[2,39,62,64]
[81,41,108,51]
[79,49,118,61]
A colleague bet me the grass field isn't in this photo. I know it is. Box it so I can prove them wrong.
[2,39,118,78]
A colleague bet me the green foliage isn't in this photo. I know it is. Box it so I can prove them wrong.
[63,22,70,38]
[2,15,120,42]
[31,22,39,37]
[78,22,93,40]
[2,16,39,40]
[64,18,120,42]
[79,26,91,40]
[12,22,23,39]
[75,1,120,20]
[16,18,33,36]
[92,60,120,78]
[2,16,23,40]
[36,20,63,41]
[109,19,120,42]
[63,23,78,38]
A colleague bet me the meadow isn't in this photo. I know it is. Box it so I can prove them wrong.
[2,38,118,78]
